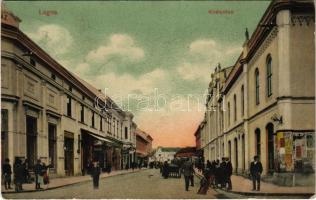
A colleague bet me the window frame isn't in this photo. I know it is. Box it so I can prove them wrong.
[266,55,272,97]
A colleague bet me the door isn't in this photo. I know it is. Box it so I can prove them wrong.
[64,136,74,176]
[1,110,9,164]
[26,116,37,168]
[234,138,238,173]
[266,123,274,174]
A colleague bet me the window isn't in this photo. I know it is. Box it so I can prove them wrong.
[255,68,260,105]
[80,104,84,123]
[91,111,95,128]
[266,55,272,97]
[113,118,116,136]
[227,102,230,126]
[48,124,57,169]
[30,58,36,66]
[241,85,244,116]
[66,95,72,117]
[228,140,231,161]
[117,120,119,138]
[120,122,123,139]
[255,128,261,157]
[51,74,56,80]
[108,117,112,134]
[100,117,103,131]
[234,94,237,121]
[125,127,128,139]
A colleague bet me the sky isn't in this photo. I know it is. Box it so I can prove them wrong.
[6,1,270,148]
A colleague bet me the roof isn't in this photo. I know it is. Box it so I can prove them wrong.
[136,128,153,142]
[157,147,181,152]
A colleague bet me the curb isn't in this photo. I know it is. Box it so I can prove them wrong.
[195,171,314,197]
[1,169,146,194]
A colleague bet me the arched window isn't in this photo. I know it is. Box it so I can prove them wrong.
[255,68,260,105]
[241,85,244,116]
[234,94,237,121]
[228,102,231,126]
[255,128,261,157]
[266,55,272,97]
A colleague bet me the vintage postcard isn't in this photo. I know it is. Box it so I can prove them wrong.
[1,0,315,199]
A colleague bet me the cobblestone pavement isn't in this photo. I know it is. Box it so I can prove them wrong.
[2,169,226,199]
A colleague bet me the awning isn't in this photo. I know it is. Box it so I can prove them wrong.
[81,129,114,145]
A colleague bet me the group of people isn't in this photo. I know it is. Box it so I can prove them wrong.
[2,158,50,192]
[197,155,263,194]
[197,157,233,194]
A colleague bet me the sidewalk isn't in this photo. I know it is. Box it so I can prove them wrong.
[194,169,315,196]
[1,168,144,194]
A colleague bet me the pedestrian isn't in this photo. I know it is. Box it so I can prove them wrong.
[13,158,24,192]
[42,163,51,189]
[214,159,221,188]
[197,167,210,195]
[250,155,263,191]
[225,157,233,190]
[2,158,12,190]
[162,161,169,179]
[34,159,43,190]
[209,161,216,187]
[22,159,30,183]
[219,158,227,188]
[206,160,211,169]
[182,158,194,191]
[91,161,101,189]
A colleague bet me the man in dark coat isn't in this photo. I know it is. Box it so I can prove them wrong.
[182,158,194,191]
[91,161,101,189]
[2,158,12,190]
[34,159,43,190]
[219,158,227,188]
[13,158,24,192]
[250,155,263,191]
[162,161,169,179]
[226,157,233,190]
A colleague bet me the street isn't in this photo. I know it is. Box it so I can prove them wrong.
[2,169,226,199]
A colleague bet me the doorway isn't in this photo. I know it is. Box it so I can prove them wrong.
[266,123,274,174]
[234,138,238,173]
[64,133,74,176]
[26,116,37,168]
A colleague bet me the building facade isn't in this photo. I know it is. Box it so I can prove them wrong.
[153,147,181,163]
[135,128,153,167]
[1,7,139,177]
[196,0,315,186]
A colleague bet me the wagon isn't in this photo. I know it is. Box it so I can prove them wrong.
[168,164,181,178]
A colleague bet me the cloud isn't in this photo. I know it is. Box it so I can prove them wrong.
[176,39,241,82]
[88,68,168,97]
[27,24,73,56]
[86,34,145,64]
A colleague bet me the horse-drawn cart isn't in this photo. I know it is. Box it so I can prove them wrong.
[168,164,181,178]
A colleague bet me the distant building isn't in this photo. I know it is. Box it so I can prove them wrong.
[135,129,153,167]
[154,147,181,163]
[174,147,196,158]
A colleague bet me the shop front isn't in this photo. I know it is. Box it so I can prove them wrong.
[80,129,114,174]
